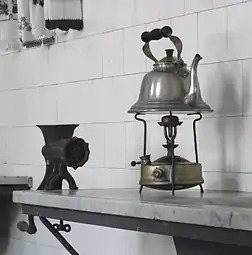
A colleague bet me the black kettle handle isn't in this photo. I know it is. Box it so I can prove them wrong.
[141,26,173,43]
[141,26,183,63]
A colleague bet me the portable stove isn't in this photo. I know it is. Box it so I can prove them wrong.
[128,26,213,195]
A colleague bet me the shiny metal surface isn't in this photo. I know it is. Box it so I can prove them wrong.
[139,162,203,190]
[129,70,193,113]
[128,26,213,114]
[184,54,212,112]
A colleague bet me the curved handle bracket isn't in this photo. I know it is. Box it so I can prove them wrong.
[143,43,158,63]
[141,26,184,64]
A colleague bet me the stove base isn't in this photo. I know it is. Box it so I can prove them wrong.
[174,237,252,255]
[140,163,204,191]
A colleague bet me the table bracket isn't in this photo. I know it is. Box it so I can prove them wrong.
[40,217,79,255]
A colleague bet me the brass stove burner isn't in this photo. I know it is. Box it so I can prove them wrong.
[131,113,204,195]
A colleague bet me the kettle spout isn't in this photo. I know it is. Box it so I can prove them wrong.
[184,54,202,106]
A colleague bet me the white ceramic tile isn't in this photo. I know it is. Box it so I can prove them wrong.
[203,171,247,192]
[24,86,58,125]
[148,121,168,161]
[213,0,243,7]
[104,227,127,255]
[134,0,160,25]
[114,0,135,29]
[62,223,107,254]
[78,74,141,124]
[84,124,105,167]
[242,59,252,115]
[57,80,94,124]
[82,0,116,34]
[48,43,67,84]
[92,77,114,123]
[123,25,146,74]
[199,61,242,116]
[83,35,103,79]
[198,117,243,172]
[0,90,25,126]
[0,164,14,176]
[102,30,124,77]
[0,56,6,90]
[61,39,85,83]
[63,36,103,82]
[199,8,227,64]
[105,123,126,168]
[0,127,7,163]
[171,13,198,65]
[3,52,29,89]
[238,117,252,173]
[126,232,176,255]
[99,0,117,32]
[5,48,49,89]
[113,73,144,122]
[227,2,252,60]
[185,0,213,13]
[6,127,44,165]
[125,122,145,169]
[176,118,195,162]
[159,0,184,19]
[23,47,49,87]
[82,0,101,35]
[74,167,139,189]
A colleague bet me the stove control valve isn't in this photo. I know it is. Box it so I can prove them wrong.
[131,161,141,167]
[153,168,164,178]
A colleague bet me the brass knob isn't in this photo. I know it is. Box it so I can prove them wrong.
[153,168,164,178]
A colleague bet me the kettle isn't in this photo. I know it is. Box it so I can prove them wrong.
[128,26,212,114]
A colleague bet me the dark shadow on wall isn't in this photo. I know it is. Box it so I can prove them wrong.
[0,198,19,254]
[206,62,242,191]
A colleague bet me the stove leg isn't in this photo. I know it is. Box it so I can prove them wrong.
[200,184,204,194]
[139,185,143,193]
[173,237,252,255]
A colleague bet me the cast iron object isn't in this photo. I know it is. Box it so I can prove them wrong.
[38,125,90,190]
[128,26,212,114]
[17,124,90,255]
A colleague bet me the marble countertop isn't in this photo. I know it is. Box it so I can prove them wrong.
[13,189,252,231]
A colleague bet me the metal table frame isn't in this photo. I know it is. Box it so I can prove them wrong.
[19,202,252,255]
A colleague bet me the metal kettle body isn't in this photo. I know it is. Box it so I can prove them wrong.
[128,26,212,114]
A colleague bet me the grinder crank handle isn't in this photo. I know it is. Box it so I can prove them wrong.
[141,26,173,43]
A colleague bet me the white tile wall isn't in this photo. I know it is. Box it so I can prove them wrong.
[198,7,227,63]
[227,2,252,60]
[123,25,146,74]
[105,123,126,168]
[199,61,243,116]
[171,13,198,65]
[158,0,185,20]
[103,30,124,77]
[242,59,252,115]
[134,0,160,25]
[213,0,243,7]
[185,0,213,14]
[2,0,252,255]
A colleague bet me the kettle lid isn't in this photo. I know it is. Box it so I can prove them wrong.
[153,49,186,72]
